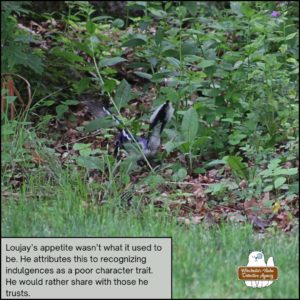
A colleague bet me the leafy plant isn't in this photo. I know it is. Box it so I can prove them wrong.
[1,2,43,74]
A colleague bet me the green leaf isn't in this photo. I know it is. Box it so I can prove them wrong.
[51,48,84,63]
[151,71,170,83]
[263,200,274,208]
[112,18,124,28]
[206,159,226,167]
[76,156,104,171]
[103,79,117,93]
[176,6,187,19]
[263,184,274,192]
[241,3,255,17]
[198,60,215,69]
[273,168,298,176]
[161,87,179,102]
[268,158,281,169]
[56,105,68,119]
[166,57,181,68]
[63,100,79,106]
[99,57,127,68]
[172,168,187,182]
[84,117,115,132]
[274,177,286,189]
[230,2,242,17]
[164,141,184,154]
[228,133,247,145]
[122,38,147,47]
[73,143,93,157]
[73,77,91,93]
[225,156,249,181]
[86,20,96,34]
[154,28,164,45]
[181,107,199,145]
[133,71,152,80]
[115,79,133,109]
[73,143,92,151]
[285,32,297,40]
[148,8,167,18]
[143,175,165,186]
[183,1,198,16]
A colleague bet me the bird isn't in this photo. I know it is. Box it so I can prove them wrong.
[81,93,174,161]
[103,101,174,160]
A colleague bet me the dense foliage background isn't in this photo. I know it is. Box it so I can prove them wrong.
[1,2,299,297]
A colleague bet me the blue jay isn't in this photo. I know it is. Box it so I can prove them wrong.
[102,101,174,159]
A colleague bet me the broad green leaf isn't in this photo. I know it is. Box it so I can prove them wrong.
[183,1,198,16]
[263,184,274,192]
[73,143,92,151]
[233,61,243,69]
[151,71,170,83]
[172,168,188,182]
[103,79,117,93]
[73,143,92,157]
[51,48,84,63]
[86,20,96,34]
[206,159,226,167]
[194,136,210,147]
[198,60,215,68]
[176,6,187,19]
[164,141,184,154]
[263,200,274,208]
[182,41,198,56]
[99,57,127,68]
[56,104,68,119]
[260,169,273,177]
[154,28,164,45]
[225,156,249,180]
[268,158,281,169]
[133,71,152,80]
[181,107,199,144]
[148,8,167,18]
[228,133,247,145]
[161,87,179,102]
[241,3,255,17]
[79,148,93,157]
[166,57,181,68]
[230,2,242,16]
[285,32,297,40]
[274,177,286,189]
[112,18,124,28]
[115,79,133,109]
[76,156,104,171]
[273,168,298,176]
[84,117,115,132]
[144,175,165,186]
[122,38,147,47]
[63,100,79,106]
[73,77,91,93]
